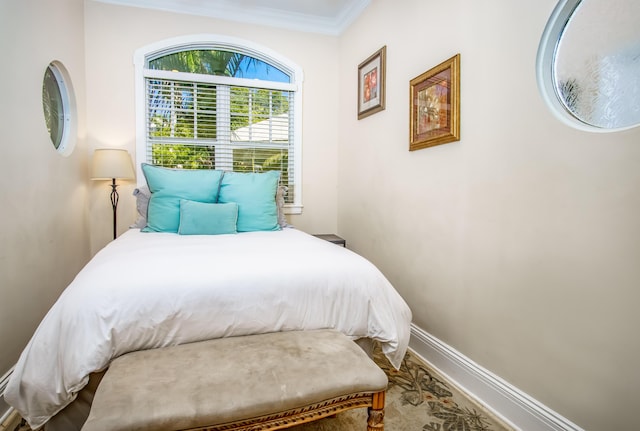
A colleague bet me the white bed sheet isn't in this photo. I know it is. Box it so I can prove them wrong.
[5,228,412,429]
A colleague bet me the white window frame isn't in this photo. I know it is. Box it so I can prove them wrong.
[134,34,304,214]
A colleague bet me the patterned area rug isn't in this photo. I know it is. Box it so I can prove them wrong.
[12,347,512,431]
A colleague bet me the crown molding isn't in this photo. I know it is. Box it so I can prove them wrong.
[91,0,370,36]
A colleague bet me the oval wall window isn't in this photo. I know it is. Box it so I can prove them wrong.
[536,0,640,132]
[42,61,76,155]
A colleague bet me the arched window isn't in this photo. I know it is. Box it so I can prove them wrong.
[134,35,303,212]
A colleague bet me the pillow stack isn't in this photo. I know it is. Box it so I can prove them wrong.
[140,164,282,235]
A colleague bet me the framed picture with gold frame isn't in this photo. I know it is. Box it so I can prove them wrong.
[358,46,386,120]
[410,54,460,150]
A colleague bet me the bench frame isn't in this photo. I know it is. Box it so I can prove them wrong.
[187,391,385,431]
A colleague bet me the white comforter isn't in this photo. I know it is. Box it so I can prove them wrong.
[5,228,412,429]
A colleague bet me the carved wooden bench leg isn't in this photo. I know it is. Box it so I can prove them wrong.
[367,391,385,430]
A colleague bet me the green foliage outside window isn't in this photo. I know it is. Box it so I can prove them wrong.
[151,144,216,169]
[149,49,247,77]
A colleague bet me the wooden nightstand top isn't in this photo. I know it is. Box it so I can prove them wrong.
[312,234,346,247]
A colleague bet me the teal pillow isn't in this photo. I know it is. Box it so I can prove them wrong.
[218,171,281,232]
[141,164,224,233]
[178,200,238,235]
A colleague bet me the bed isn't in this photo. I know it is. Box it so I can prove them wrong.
[4,166,412,430]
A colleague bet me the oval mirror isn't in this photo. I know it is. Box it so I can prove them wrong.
[537,0,640,132]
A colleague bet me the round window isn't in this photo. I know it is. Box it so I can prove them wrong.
[537,0,640,132]
[42,61,75,154]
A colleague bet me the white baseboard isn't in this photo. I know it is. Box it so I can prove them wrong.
[0,367,12,399]
[409,324,584,431]
[0,367,14,425]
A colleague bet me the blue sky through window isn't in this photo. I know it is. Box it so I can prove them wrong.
[236,56,290,83]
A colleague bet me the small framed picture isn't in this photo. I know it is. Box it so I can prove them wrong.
[358,46,386,120]
[410,54,460,150]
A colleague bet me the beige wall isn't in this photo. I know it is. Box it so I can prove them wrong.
[85,2,340,254]
[3,0,640,429]
[338,1,640,429]
[0,0,89,376]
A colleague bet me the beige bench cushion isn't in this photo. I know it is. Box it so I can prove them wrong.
[82,330,388,431]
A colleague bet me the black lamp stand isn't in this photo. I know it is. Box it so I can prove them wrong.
[109,178,119,240]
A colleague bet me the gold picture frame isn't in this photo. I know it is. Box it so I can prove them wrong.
[410,54,460,150]
[358,46,386,120]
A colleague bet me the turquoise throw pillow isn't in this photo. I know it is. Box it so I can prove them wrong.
[178,200,238,235]
[141,164,224,233]
[218,171,281,232]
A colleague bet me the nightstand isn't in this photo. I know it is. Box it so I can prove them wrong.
[313,234,346,247]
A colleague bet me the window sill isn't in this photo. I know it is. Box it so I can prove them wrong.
[284,204,303,215]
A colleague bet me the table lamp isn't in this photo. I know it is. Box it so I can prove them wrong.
[91,149,135,239]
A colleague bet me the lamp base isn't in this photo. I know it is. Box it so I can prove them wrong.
[110,178,119,240]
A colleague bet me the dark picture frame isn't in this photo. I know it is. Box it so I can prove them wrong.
[358,46,386,120]
[410,54,460,150]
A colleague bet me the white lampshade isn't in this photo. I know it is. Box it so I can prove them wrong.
[91,149,135,180]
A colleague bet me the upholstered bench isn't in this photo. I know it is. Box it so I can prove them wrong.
[81,329,388,431]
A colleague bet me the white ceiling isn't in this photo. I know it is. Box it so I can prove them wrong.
[92,0,371,35]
